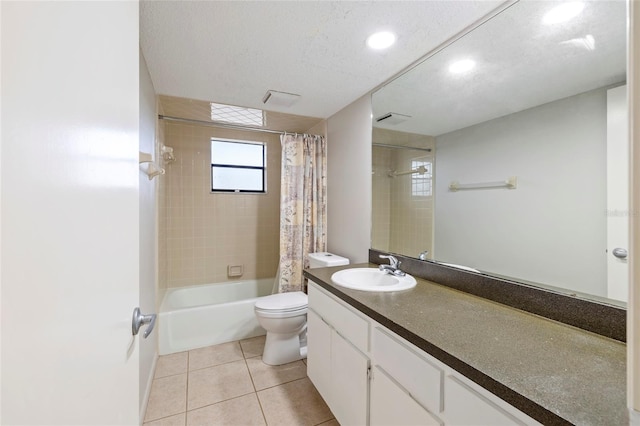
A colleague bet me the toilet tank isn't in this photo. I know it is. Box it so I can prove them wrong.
[308,252,350,269]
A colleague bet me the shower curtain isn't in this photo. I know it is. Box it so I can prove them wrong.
[276,133,327,293]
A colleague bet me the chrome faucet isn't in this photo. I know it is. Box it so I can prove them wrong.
[419,250,429,261]
[378,254,406,277]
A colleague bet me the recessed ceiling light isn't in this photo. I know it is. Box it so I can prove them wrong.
[543,2,584,25]
[449,59,476,74]
[366,31,396,50]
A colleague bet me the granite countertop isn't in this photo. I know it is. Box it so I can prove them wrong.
[304,263,627,426]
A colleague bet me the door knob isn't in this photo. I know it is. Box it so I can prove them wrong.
[132,307,156,338]
[612,248,628,259]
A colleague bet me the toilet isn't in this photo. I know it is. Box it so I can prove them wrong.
[254,252,349,365]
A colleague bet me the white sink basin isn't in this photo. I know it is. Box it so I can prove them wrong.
[331,268,417,292]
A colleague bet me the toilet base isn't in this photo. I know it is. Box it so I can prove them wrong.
[262,331,307,366]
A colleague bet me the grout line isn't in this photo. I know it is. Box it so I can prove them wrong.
[187,356,247,373]
[244,357,259,393]
[142,411,187,426]
[252,369,310,393]
[184,350,190,416]
[185,390,257,414]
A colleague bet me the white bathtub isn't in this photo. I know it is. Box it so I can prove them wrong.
[158,278,273,355]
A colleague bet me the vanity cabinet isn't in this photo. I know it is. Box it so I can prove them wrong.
[307,281,541,426]
[307,284,369,426]
[370,365,442,426]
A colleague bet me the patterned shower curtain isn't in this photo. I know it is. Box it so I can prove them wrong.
[277,133,327,293]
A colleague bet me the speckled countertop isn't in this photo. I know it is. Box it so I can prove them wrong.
[304,263,627,426]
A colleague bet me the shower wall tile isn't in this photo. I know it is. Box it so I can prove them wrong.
[157,100,168,295]
[161,122,281,288]
[371,129,435,259]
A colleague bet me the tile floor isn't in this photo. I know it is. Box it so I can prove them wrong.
[144,335,339,426]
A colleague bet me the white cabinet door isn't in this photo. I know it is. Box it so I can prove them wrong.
[371,366,442,426]
[444,376,526,426]
[307,309,333,407]
[331,331,369,426]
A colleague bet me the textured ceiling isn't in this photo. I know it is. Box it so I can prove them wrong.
[372,0,627,136]
[140,1,504,120]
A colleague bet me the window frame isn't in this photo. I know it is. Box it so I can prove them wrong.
[210,138,267,194]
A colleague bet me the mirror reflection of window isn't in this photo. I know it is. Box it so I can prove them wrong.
[411,158,432,198]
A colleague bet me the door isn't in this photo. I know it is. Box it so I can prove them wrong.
[307,309,333,405]
[607,85,629,301]
[331,330,369,426]
[1,2,141,424]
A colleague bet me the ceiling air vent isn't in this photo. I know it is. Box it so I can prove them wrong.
[262,90,301,107]
[375,112,411,125]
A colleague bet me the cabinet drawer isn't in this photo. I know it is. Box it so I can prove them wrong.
[372,326,443,414]
[308,281,369,352]
[371,366,442,426]
[444,375,527,426]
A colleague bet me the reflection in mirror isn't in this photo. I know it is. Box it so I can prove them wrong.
[371,0,628,303]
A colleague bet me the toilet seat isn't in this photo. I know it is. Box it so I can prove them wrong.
[255,306,308,319]
[255,291,308,312]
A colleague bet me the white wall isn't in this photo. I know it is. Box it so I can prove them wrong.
[435,88,609,296]
[327,95,372,264]
[139,51,158,417]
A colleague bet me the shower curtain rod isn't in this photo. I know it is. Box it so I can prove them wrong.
[372,142,432,152]
[158,114,288,135]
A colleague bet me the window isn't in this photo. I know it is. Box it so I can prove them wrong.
[211,139,266,193]
[411,158,432,197]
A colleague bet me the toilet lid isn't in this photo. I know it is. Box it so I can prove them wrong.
[255,291,308,311]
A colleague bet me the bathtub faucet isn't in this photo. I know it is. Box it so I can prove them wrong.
[378,254,406,277]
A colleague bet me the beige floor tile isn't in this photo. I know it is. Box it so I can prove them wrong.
[246,356,307,391]
[187,359,255,410]
[144,374,187,423]
[189,341,244,371]
[240,336,267,358]
[155,352,188,378]
[143,413,186,426]
[186,394,266,426]
[239,335,266,358]
[317,419,339,426]
[257,377,333,426]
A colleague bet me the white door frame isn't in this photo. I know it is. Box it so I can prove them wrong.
[629,0,640,416]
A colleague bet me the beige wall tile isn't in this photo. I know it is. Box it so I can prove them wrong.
[372,129,435,259]
[160,122,281,288]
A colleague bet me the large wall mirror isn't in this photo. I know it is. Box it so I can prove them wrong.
[371,0,628,304]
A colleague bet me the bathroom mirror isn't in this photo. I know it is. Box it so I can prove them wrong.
[371,0,628,303]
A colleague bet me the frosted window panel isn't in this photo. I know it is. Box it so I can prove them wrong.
[212,141,264,167]
[212,167,264,191]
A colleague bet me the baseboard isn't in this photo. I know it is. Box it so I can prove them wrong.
[140,352,159,424]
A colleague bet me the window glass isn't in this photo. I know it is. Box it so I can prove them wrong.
[411,158,432,197]
[211,139,266,193]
